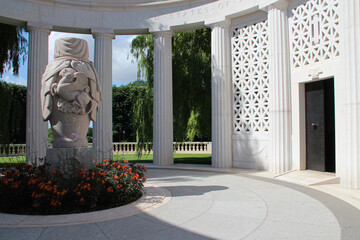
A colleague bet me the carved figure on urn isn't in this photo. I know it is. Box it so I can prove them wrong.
[41,38,102,148]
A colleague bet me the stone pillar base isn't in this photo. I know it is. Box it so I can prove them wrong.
[46,147,95,175]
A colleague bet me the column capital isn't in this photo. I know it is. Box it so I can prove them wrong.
[26,21,52,34]
[91,28,115,39]
[152,30,175,38]
[205,18,231,29]
[260,0,289,12]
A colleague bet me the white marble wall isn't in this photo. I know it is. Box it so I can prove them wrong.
[339,0,360,189]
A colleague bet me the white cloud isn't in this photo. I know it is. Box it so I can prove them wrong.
[49,32,138,86]
[2,74,27,86]
[112,35,139,86]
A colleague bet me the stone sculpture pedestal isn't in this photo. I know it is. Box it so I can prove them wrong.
[46,147,95,176]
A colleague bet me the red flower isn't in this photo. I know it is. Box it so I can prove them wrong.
[107,187,114,193]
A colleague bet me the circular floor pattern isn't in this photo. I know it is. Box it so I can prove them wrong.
[1,168,360,240]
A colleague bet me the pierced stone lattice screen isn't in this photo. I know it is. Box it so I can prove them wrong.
[232,21,269,132]
[291,0,340,68]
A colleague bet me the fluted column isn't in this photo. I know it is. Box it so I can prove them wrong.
[92,29,114,161]
[340,0,360,189]
[26,22,51,165]
[153,31,174,166]
[210,20,232,168]
[267,2,292,174]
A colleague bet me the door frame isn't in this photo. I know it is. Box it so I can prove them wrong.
[304,79,335,172]
[290,64,340,176]
[296,76,337,173]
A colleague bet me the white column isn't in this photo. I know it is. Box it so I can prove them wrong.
[26,22,51,165]
[92,29,114,161]
[267,3,292,174]
[340,0,360,189]
[210,20,233,168]
[153,31,174,166]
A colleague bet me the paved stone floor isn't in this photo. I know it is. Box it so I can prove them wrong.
[1,166,360,240]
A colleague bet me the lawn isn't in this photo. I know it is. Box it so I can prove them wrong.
[114,153,212,165]
[0,154,212,165]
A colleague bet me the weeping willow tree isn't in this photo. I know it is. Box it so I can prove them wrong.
[0,23,27,76]
[130,35,154,155]
[130,28,211,155]
[172,28,211,142]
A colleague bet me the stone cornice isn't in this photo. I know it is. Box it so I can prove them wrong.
[26,21,52,33]
[259,0,289,12]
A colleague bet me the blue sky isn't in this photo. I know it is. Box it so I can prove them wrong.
[1,31,139,87]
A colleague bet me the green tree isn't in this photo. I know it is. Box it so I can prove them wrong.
[112,80,153,144]
[130,29,211,143]
[0,81,27,144]
[130,35,154,87]
[172,28,211,142]
[0,23,27,76]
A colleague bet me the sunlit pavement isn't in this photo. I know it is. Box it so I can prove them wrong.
[1,166,360,240]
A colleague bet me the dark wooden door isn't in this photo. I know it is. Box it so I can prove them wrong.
[305,79,335,172]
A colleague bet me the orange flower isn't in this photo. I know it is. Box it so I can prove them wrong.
[113,175,119,180]
[103,159,109,162]
[132,174,139,181]
[123,160,129,163]
[142,177,147,181]
[80,197,85,202]
[107,187,114,193]
[76,191,81,196]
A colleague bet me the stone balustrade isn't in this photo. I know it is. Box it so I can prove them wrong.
[0,144,27,156]
[1,142,212,156]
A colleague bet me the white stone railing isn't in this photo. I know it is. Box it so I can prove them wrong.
[1,142,212,156]
[0,144,27,156]
[113,142,212,154]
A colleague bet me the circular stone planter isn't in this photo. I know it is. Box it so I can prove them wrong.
[0,186,171,227]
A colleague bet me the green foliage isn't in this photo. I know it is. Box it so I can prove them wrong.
[48,128,53,144]
[133,86,153,154]
[173,28,212,142]
[0,81,27,144]
[86,127,92,143]
[0,24,27,76]
[112,81,152,143]
[130,35,154,88]
[130,29,211,143]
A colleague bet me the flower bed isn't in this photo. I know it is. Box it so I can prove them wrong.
[0,159,147,215]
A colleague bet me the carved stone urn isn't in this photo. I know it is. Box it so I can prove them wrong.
[40,37,102,149]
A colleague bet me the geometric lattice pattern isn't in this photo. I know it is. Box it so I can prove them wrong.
[232,21,269,132]
[291,0,340,68]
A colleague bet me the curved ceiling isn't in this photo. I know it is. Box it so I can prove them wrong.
[27,0,207,9]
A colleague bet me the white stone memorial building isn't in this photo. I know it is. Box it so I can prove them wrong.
[0,0,359,189]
